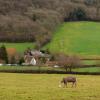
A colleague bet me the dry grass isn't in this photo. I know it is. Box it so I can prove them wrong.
[0,73,99,100]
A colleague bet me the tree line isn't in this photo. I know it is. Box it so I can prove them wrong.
[0,0,100,48]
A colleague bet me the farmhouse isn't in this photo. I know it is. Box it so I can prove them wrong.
[24,54,36,65]
[24,49,50,66]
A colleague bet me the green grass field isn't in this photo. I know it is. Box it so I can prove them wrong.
[0,43,34,53]
[0,66,63,72]
[44,21,100,56]
[0,73,99,100]
[0,66,100,73]
[73,67,100,73]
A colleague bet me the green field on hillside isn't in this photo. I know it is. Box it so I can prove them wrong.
[44,22,100,56]
[0,43,34,53]
[0,73,99,100]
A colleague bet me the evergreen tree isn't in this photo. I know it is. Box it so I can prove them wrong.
[0,45,8,64]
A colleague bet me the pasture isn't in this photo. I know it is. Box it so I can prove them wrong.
[44,21,100,56]
[0,73,100,100]
[0,43,34,53]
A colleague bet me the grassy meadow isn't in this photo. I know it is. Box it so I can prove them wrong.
[0,43,34,53]
[44,21,100,56]
[0,73,99,100]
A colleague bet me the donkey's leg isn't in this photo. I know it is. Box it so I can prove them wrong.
[65,83,67,88]
[63,83,67,88]
[74,82,77,87]
[72,82,76,87]
[72,82,74,88]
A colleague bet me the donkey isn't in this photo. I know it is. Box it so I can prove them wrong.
[59,76,77,88]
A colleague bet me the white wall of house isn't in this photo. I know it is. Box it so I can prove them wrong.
[30,58,36,65]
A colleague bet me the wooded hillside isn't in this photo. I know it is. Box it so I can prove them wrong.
[0,0,100,45]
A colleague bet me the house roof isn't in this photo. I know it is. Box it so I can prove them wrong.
[31,50,50,58]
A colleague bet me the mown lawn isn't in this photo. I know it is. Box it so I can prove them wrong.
[0,73,99,100]
[0,43,34,53]
[44,21,100,56]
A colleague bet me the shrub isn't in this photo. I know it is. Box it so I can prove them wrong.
[84,0,96,6]
[35,32,51,49]
[19,57,25,65]
[68,8,87,21]
[32,14,37,21]
[10,56,16,64]
[0,45,8,64]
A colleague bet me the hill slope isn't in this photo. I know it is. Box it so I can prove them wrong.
[44,22,100,56]
[0,0,100,44]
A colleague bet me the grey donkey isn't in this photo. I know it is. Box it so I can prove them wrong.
[59,76,77,88]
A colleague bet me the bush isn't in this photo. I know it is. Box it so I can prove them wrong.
[0,45,8,64]
[68,8,87,21]
[19,57,25,65]
[10,56,16,64]
[35,32,52,49]
[84,0,96,6]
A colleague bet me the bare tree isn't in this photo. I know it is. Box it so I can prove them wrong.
[95,0,100,19]
[56,54,81,72]
[67,55,81,72]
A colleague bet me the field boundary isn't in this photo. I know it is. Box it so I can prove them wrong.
[0,69,100,75]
